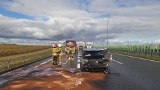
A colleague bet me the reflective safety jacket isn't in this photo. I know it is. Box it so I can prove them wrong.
[52,47,62,56]
[71,47,76,54]
[58,47,63,56]
[65,47,71,54]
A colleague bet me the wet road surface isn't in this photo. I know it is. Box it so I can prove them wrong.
[0,52,107,90]
[106,54,160,90]
[0,52,160,90]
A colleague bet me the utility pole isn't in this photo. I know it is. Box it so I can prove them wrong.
[99,10,109,47]
[106,13,109,47]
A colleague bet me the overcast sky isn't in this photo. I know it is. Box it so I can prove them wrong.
[0,0,160,45]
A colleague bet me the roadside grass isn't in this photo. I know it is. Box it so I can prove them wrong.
[94,46,160,61]
[112,52,160,61]
[0,44,51,57]
[0,48,52,73]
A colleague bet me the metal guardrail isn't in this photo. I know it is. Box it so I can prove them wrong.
[106,45,160,60]
[108,49,160,60]
[0,49,51,74]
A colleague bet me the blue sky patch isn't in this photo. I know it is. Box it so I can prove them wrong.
[0,7,33,19]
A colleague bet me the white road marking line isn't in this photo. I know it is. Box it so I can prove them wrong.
[77,56,80,62]
[34,59,52,68]
[117,54,160,63]
[63,59,69,65]
[0,79,12,85]
[77,52,81,69]
[112,59,123,64]
[77,59,80,62]
[77,59,81,69]
[77,63,80,69]
[0,80,9,85]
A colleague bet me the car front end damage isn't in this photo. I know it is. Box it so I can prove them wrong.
[81,58,110,73]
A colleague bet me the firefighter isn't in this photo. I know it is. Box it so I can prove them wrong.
[70,45,76,61]
[65,46,71,61]
[57,44,63,65]
[65,45,70,55]
[52,44,61,65]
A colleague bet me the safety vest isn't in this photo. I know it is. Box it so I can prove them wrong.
[52,48,61,56]
[66,47,71,54]
[58,47,63,56]
[71,47,76,54]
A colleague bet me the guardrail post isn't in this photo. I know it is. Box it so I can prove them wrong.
[33,55,35,61]
[151,49,153,59]
[159,52,160,60]
[23,56,25,64]
[7,58,10,69]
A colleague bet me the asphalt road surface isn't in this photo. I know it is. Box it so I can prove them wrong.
[106,54,160,90]
[0,52,160,90]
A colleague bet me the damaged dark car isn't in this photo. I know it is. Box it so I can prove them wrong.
[81,48,110,74]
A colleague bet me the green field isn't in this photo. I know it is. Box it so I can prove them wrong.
[107,45,160,61]
[0,44,51,57]
[0,44,52,74]
[95,44,160,61]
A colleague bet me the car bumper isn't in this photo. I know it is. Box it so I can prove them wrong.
[82,63,108,69]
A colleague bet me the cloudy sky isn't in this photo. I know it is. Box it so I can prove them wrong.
[0,0,160,45]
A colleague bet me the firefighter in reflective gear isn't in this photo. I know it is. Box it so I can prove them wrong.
[65,46,71,61]
[57,44,62,65]
[70,46,76,61]
[65,45,70,55]
[52,44,62,65]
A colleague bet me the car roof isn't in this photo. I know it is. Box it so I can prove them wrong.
[83,48,106,51]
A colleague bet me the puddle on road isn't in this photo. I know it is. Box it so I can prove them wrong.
[1,55,107,90]
[1,68,106,90]
[54,71,84,89]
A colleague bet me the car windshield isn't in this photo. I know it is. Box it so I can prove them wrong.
[83,51,104,59]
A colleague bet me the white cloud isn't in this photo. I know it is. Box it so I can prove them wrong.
[0,0,160,45]
[154,39,160,44]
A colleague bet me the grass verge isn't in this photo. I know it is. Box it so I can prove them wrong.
[0,48,52,74]
[111,52,160,61]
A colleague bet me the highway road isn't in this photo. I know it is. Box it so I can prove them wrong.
[106,54,160,90]
[0,52,160,90]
